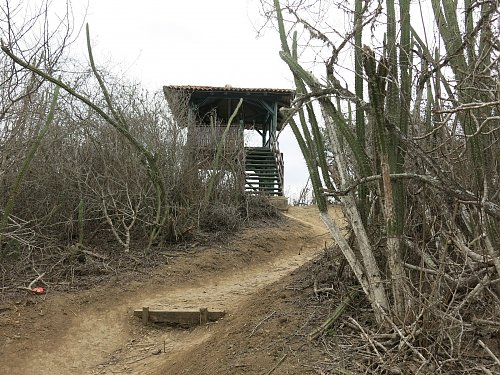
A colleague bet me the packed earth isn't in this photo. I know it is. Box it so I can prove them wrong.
[1,206,355,375]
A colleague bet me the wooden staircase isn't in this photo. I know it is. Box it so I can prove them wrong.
[245,147,283,196]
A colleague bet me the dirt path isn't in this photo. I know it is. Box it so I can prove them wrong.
[0,206,342,375]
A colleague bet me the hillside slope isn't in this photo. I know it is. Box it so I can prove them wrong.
[0,205,344,375]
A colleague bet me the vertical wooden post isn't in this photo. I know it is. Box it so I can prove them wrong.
[199,308,208,325]
[272,101,278,137]
[142,306,149,324]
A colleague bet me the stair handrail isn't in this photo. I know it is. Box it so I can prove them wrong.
[269,133,284,194]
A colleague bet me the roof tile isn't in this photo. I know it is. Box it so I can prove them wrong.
[164,85,294,95]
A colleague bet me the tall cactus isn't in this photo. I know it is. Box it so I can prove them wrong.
[432,0,497,206]
[360,0,410,320]
[271,0,499,336]
[273,0,390,326]
[363,45,407,321]
[385,0,406,235]
[431,0,483,190]
[354,0,368,223]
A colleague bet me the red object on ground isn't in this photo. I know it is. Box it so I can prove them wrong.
[31,287,45,295]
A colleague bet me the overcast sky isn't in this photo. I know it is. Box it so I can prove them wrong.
[76,0,309,199]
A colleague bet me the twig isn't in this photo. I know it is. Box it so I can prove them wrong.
[477,339,500,367]
[313,279,335,298]
[333,369,356,375]
[80,248,108,261]
[17,272,46,291]
[28,272,46,289]
[472,318,500,328]
[161,251,187,257]
[309,289,359,340]
[70,244,108,261]
[249,311,276,337]
[383,315,426,362]
[455,274,491,312]
[477,366,494,375]
[265,353,287,375]
[347,316,385,361]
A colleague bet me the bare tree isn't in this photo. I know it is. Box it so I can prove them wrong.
[1,2,251,262]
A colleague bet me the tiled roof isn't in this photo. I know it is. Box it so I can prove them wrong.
[164,85,294,95]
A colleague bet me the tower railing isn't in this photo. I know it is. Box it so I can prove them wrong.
[188,124,243,149]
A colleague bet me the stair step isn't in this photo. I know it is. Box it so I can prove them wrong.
[246,148,273,152]
[245,171,279,176]
[246,148,272,151]
[245,181,280,185]
[245,182,281,186]
[245,173,279,178]
[245,160,276,163]
[246,153,273,157]
[246,186,279,190]
[246,179,281,183]
[246,154,274,158]
[246,171,278,175]
[245,190,282,194]
[246,160,274,163]
[245,162,277,166]
[245,168,278,172]
[246,169,278,173]
[245,178,278,182]
[246,157,274,161]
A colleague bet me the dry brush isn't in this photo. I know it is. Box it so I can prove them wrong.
[264,0,499,372]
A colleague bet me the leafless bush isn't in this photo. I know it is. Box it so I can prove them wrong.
[0,6,252,269]
[199,202,242,232]
[2,77,263,252]
[243,194,281,222]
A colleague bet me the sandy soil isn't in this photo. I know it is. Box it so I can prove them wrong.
[0,205,345,375]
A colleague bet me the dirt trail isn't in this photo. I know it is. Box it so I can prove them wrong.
[0,205,342,375]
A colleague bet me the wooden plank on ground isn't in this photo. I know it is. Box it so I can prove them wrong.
[134,307,225,325]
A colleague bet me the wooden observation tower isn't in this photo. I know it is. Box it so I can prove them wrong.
[163,85,294,196]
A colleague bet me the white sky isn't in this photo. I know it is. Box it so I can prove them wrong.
[76,0,309,200]
[9,0,440,201]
